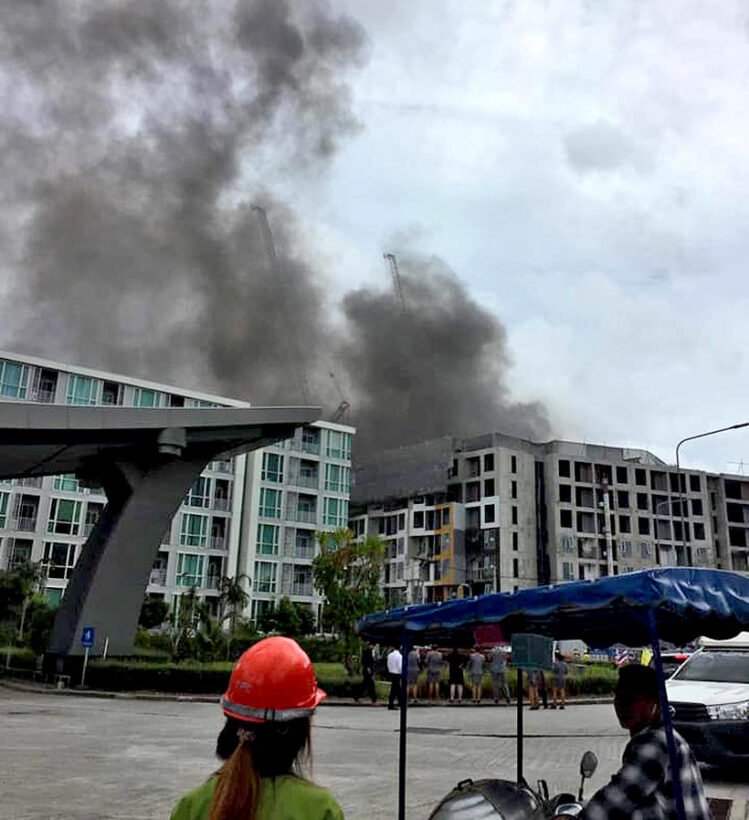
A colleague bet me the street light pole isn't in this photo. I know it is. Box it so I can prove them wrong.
[675,422,749,566]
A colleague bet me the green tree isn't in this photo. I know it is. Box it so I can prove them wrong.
[258,597,316,638]
[168,587,200,660]
[1,562,46,648]
[138,596,170,630]
[217,574,251,633]
[26,598,57,657]
[312,529,384,654]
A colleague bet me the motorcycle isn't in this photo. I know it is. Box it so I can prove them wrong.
[428,750,598,819]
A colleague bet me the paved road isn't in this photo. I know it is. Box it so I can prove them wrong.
[0,689,745,819]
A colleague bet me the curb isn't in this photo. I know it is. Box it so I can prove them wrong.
[1,678,613,706]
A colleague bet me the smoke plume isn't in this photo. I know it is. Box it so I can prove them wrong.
[340,251,550,458]
[0,1,551,456]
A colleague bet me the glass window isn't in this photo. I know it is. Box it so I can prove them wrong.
[484,504,495,523]
[132,387,162,407]
[323,497,349,527]
[324,463,351,493]
[66,375,100,406]
[42,541,77,579]
[259,488,282,519]
[674,652,749,684]
[53,474,84,493]
[185,476,211,508]
[261,452,284,483]
[180,513,208,547]
[45,587,63,607]
[640,541,653,559]
[562,561,574,580]
[257,523,280,555]
[0,360,29,399]
[0,492,8,529]
[325,430,351,460]
[47,499,81,535]
[254,561,278,594]
[176,553,204,587]
[561,535,574,553]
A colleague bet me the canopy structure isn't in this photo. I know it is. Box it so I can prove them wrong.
[357,568,749,649]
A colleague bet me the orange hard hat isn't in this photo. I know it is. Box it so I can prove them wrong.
[221,636,326,723]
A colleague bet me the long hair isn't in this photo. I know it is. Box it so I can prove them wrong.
[209,716,311,820]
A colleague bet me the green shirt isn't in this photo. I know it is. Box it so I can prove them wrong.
[170,773,344,820]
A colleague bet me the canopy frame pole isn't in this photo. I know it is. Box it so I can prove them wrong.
[516,668,524,784]
[398,628,410,820]
[648,611,686,820]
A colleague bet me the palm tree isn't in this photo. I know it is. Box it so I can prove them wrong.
[217,574,251,635]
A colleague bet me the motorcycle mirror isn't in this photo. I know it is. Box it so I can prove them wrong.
[580,751,598,779]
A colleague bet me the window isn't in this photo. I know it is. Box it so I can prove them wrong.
[0,360,29,399]
[638,517,650,536]
[617,490,630,508]
[691,499,703,516]
[511,506,518,525]
[257,524,280,555]
[180,513,208,547]
[640,541,652,559]
[484,478,495,496]
[52,474,84,493]
[620,540,633,557]
[560,509,572,528]
[483,453,494,472]
[637,493,649,511]
[398,537,405,555]
[559,484,571,503]
[616,466,628,484]
[511,455,517,473]
[259,488,282,519]
[484,504,495,523]
[262,452,284,483]
[186,476,211,508]
[176,553,204,587]
[561,535,573,553]
[511,480,517,499]
[66,375,100,406]
[635,469,647,486]
[323,497,349,527]
[558,459,570,478]
[324,463,350,493]
[513,558,519,578]
[132,387,162,407]
[102,381,122,405]
[441,507,451,526]
[693,522,705,540]
[42,541,77,579]
[396,562,404,580]
[47,499,81,535]
[511,531,518,550]
[325,430,351,460]
[398,513,406,530]
[251,599,273,621]
[619,515,631,533]
[254,561,278,594]
[413,511,424,528]
[690,474,701,493]
[0,492,8,529]
[562,561,574,580]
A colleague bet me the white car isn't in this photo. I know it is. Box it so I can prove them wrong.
[666,633,749,767]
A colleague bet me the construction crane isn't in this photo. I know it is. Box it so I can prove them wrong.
[252,205,312,405]
[383,252,406,312]
[727,461,748,475]
[329,371,350,423]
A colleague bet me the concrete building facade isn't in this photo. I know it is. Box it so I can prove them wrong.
[0,351,353,624]
[350,432,744,607]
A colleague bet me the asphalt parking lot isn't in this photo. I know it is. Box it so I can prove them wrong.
[0,688,745,819]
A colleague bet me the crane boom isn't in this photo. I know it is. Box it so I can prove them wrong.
[252,205,312,405]
[384,252,406,312]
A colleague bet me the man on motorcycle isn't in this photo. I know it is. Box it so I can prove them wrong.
[581,664,709,820]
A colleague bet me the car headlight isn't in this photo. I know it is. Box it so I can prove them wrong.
[706,700,749,720]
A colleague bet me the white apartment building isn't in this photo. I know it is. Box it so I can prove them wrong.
[0,351,353,623]
[351,432,743,606]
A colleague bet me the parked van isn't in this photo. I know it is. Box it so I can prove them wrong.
[666,632,749,767]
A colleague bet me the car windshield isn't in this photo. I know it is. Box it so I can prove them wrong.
[673,652,749,684]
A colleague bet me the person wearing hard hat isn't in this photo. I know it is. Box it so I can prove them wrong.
[170,636,344,819]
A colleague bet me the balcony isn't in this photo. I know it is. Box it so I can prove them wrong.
[212,460,233,474]
[210,536,227,551]
[281,581,313,597]
[300,439,320,455]
[287,508,317,524]
[205,574,220,590]
[213,497,230,512]
[284,541,315,560]
[34,388,56,403]
[12,517,37,532]
[149,569,167,586]
[289,473,319,490]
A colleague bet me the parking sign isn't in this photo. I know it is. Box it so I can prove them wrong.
[81,627,95,648]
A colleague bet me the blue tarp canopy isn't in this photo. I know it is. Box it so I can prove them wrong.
[356,569,749,649]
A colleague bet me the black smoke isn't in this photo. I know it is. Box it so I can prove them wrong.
[340,251,550,457]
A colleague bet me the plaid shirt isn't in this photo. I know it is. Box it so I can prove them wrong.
[582,723,710,820]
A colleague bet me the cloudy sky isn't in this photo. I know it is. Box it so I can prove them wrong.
[279,0,749,473]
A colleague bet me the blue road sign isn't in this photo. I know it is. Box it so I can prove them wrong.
[81,627,95,648]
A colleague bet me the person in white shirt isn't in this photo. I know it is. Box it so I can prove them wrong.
[387,647,403,710]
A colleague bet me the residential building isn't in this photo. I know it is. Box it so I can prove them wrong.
[0,351,353,623]
[351,432,740,606]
